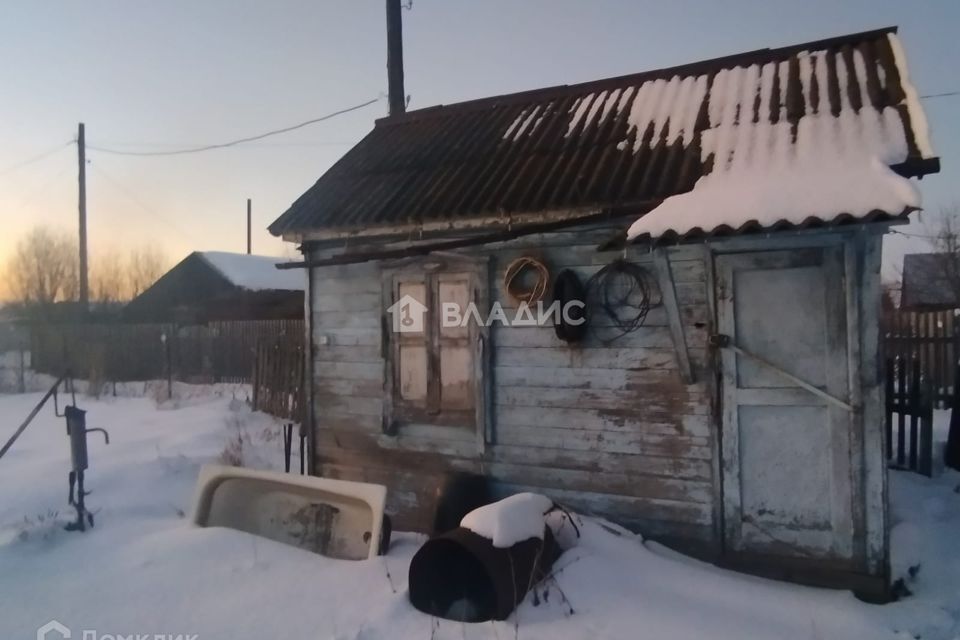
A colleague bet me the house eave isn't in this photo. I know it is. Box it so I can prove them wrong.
[281,205,648,247]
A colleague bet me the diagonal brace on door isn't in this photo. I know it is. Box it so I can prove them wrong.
[709,334,855,412]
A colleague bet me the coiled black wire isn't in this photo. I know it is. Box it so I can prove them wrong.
[585,259,661,344]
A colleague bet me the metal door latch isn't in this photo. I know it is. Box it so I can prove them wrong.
[708,333,731,349]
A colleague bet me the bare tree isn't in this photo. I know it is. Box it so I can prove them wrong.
[90,249,127,303]
[930,206,960,307]
[127,246,168,298]
[4,227,78,307]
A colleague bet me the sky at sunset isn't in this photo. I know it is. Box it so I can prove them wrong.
[1,0,958,300]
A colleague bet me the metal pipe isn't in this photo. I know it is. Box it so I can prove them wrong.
[386,0,406,116]
[0,373,67,460]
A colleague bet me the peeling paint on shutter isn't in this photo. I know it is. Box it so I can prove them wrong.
[437,276,473,411]
[397,281,428,404]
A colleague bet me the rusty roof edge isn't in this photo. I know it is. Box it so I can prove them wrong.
[266,126,382,237]
[374,26,900,128]
[284,202,661,246]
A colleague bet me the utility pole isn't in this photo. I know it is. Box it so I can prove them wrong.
[246,198,252,254]
[77,122,89,313]
[386,0,406,117]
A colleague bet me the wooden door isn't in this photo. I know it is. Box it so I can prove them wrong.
[716,247,856,562]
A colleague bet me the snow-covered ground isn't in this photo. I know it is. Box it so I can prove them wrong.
[0,383,957,640]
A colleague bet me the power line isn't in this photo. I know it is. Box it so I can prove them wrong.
[0,141,72,178]
[86,140,357,149]
[88,161,193,240]
[87,97,381,157]
[921,91,960,100]
[6,162,73,216]
[892,229,937,240]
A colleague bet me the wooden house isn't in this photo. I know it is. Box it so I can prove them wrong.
[269,27,938,597]
[900,252,959,310]
[124,251,304,323]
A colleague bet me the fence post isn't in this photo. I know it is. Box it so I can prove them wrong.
[283,423,292,473]
[252,341,261,410]
[947,362,960,472]
[953,317,960,406]
[919,380,934,477]
[908,359,921,471]
[162,330,172,400]
[17,345,26,394]
[885,357,894,461]
[897,358,907,467]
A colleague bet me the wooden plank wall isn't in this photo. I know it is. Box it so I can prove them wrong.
[309,228,718,552]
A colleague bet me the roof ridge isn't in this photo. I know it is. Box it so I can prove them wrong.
[375,26,899,127]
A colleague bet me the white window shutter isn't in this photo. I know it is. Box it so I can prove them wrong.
[396,280,428,406]
[436,276,473,411]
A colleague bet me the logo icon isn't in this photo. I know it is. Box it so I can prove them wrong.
[37,620,71,640]
[387,294,428,333]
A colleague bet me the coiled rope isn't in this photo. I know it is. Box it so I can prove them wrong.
[503,257,550,303]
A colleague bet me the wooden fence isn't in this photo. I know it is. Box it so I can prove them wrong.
[883,308,958,407]
[885,356,934,476]
[30,320,304,385]
[252,337,305,423]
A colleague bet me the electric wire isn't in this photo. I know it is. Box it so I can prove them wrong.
[0,141,72,178]
[921,90,960,100]
[892,229,938,240]
[90,140,356,150]
[8,162,73,215]
[88,161,193,240]
[585,259,661,344]
[87,97,381,157]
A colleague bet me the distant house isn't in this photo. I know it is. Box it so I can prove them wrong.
[900,253,959,310]
[270,27,937,598]
[124,251,304,323]
[0,304,28,352]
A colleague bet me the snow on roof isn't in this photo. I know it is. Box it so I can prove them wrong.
[503,103,549,142]
[270,28,938,238]
[198,252,304,292]
[564,32,931,162]
[889,34,934,159]
[626,150,920,241]
[626,32,930,240]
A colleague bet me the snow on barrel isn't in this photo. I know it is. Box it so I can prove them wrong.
[408,493,561,622]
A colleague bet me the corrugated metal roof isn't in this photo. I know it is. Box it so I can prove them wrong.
[901,253,959,310]
[269,27,938,238]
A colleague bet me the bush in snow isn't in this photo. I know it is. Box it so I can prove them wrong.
[14,509,62,544]
[218,431,246,467]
